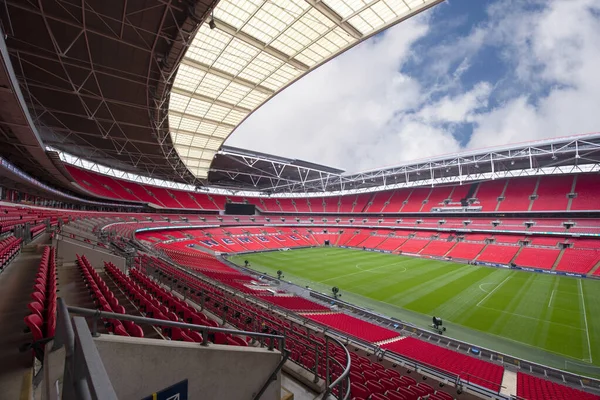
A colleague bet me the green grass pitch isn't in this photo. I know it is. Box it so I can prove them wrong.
[230,247,600,376]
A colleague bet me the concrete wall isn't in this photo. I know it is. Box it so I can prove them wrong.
[95,335,281,400]
[56,238,126,271]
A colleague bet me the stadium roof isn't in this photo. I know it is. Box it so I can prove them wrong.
[168,0,444,179]
[0,0,217,187]
[53,132,600,197]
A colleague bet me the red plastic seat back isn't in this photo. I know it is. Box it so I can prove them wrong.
[24,314,44,341]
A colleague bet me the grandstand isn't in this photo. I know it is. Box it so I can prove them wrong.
[0,1,599,400]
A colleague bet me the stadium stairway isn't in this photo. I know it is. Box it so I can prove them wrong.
[500,369,518,398]
[550,248,566,270]
[587,260,600,277]
[508,246,524,264]
[471,243,489,262]
[0,235,50,399]
[527,178,540,212]
[566,175,578,211]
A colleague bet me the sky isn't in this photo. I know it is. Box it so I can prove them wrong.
[225,0,600,173]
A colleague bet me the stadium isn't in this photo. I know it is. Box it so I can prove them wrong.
[0,0,598,399]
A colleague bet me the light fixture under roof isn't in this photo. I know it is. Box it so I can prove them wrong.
[168,0,444,179]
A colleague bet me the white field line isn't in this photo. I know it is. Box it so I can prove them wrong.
[476,305,587,331]
[478,283,496,294]
[548,289,555,308]
[317,260,410,284]
[579,279,593,363]
[476,274,512,307]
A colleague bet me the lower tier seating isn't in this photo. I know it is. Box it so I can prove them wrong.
[256,295,330,312]
[476,244,519,264]
[517,372,600,400]
[555,249,600,274]
[304,313,400,343]
[383,338,504,392]
[513,247,560,269]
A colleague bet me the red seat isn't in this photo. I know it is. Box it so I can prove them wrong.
[365,380,385,395]
[386,391,408,400]
[350,382,369,398]
[24,314,44,341]
[114,325,129,336]
[350,371,365,385]
[379,378,396,391]
[27,302,44,319]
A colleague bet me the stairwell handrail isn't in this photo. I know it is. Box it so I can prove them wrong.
[322,334,352,400]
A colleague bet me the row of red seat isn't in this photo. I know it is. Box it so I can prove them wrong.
[0,235,22,270]
[517,371,600,400]
[24,247,57,360]
[382,338,503,392]
[256,295,330,312]
[67,165,600,212]
[304,313,400,343]
[150,253,505,393]
[78,256,144,337]
[142,255,467,399]
[118,265,249,346]
[31,223,46,239]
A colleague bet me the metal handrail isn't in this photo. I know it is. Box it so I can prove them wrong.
[66,305,286,351]
[323,334,352,400]
[143,257,357,393]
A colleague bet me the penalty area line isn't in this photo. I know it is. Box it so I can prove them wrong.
[476,274,512,307]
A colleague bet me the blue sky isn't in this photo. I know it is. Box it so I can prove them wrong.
[226,0,600,173]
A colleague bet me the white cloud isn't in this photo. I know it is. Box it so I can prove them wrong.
[468,0,600,148]
[225,0,600,173]
[226,16,445,172]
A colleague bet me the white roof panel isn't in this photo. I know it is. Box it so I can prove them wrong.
[169,0,442,178]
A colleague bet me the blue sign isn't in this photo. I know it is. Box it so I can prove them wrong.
[142,379,188,400]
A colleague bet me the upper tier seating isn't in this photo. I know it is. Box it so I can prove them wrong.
[571,174,600,211]
[532,175,573,211]
[64,166,598,216]
[474,180,505,211]
[402,188,430,212]
[517,372,600,400]
[383,338,504,392]
[498,177,537,212]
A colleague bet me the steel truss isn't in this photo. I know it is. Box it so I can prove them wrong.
[1,0,217,182]
[53,133,600,198]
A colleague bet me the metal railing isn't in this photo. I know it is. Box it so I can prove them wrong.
[53,298,289,400]
[323,334,351,400]
[142,258,355,399]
